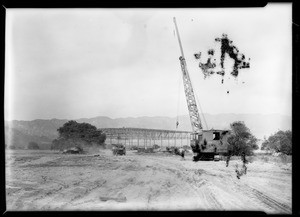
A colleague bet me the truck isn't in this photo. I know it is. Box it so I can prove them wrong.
[112,144,126,156]
[173,17,230,161]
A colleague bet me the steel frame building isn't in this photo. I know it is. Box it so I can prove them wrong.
[100,128,192,148]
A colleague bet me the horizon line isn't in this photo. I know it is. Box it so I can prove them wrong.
[4,112,292,122]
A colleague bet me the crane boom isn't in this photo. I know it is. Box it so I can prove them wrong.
[173,17,203,135]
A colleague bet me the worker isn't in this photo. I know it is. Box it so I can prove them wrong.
[226,142,233,167]
[178,147,185,160]
[226,150,232,167]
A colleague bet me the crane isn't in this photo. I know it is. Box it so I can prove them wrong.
[173,17,230,161]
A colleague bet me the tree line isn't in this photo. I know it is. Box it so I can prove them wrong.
[261,130,292,155]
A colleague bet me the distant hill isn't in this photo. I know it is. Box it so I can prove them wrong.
[5,126,53,150]
[4,114,291,149]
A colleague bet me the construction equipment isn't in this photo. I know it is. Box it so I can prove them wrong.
[112,144,126,156]
[62,146,84,154]
[173,17,230,161]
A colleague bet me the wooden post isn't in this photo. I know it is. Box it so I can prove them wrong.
[187,133,189,146]
[181,133,182,147]
[175,133,176,147]
[144,133,146,149]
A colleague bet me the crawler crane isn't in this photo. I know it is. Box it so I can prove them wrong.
[173,17,230,161]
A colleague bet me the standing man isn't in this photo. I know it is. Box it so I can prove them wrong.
[226,150,232,167]
[226,143,233,167]
[178,147,185,160]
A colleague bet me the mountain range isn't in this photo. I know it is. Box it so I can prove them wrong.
[4,113,291,149]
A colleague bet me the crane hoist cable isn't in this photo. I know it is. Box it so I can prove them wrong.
[175,26,181,130]
[176,70,182,129]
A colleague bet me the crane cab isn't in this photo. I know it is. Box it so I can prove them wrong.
[190,130,230,161]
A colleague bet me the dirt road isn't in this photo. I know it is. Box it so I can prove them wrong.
[5,150,291,213]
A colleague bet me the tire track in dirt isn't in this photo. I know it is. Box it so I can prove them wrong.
[112,155,199,208]
[217,171,291,213]
[34,177,108,210]
[59,156,140,208]
[252,188,291,213]
[138,154,290,212]
[142,156,223,210]
[69,156,143,208]
[237,183,291,214]
[59,179,107,209]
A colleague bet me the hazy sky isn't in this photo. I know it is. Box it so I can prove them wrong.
[5,4,292,121]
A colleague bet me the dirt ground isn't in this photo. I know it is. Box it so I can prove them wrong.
[5,149,292,213]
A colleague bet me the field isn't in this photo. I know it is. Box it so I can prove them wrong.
[5,149,292,213]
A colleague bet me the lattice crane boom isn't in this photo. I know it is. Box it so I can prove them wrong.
[173,17,203,135]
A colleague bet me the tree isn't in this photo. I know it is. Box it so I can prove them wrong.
[28,141,40,150]
[57,121,106,145]
[227,121,258,156]
[261,130,291,155]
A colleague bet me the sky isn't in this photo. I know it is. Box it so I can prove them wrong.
[5,4,292,121]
